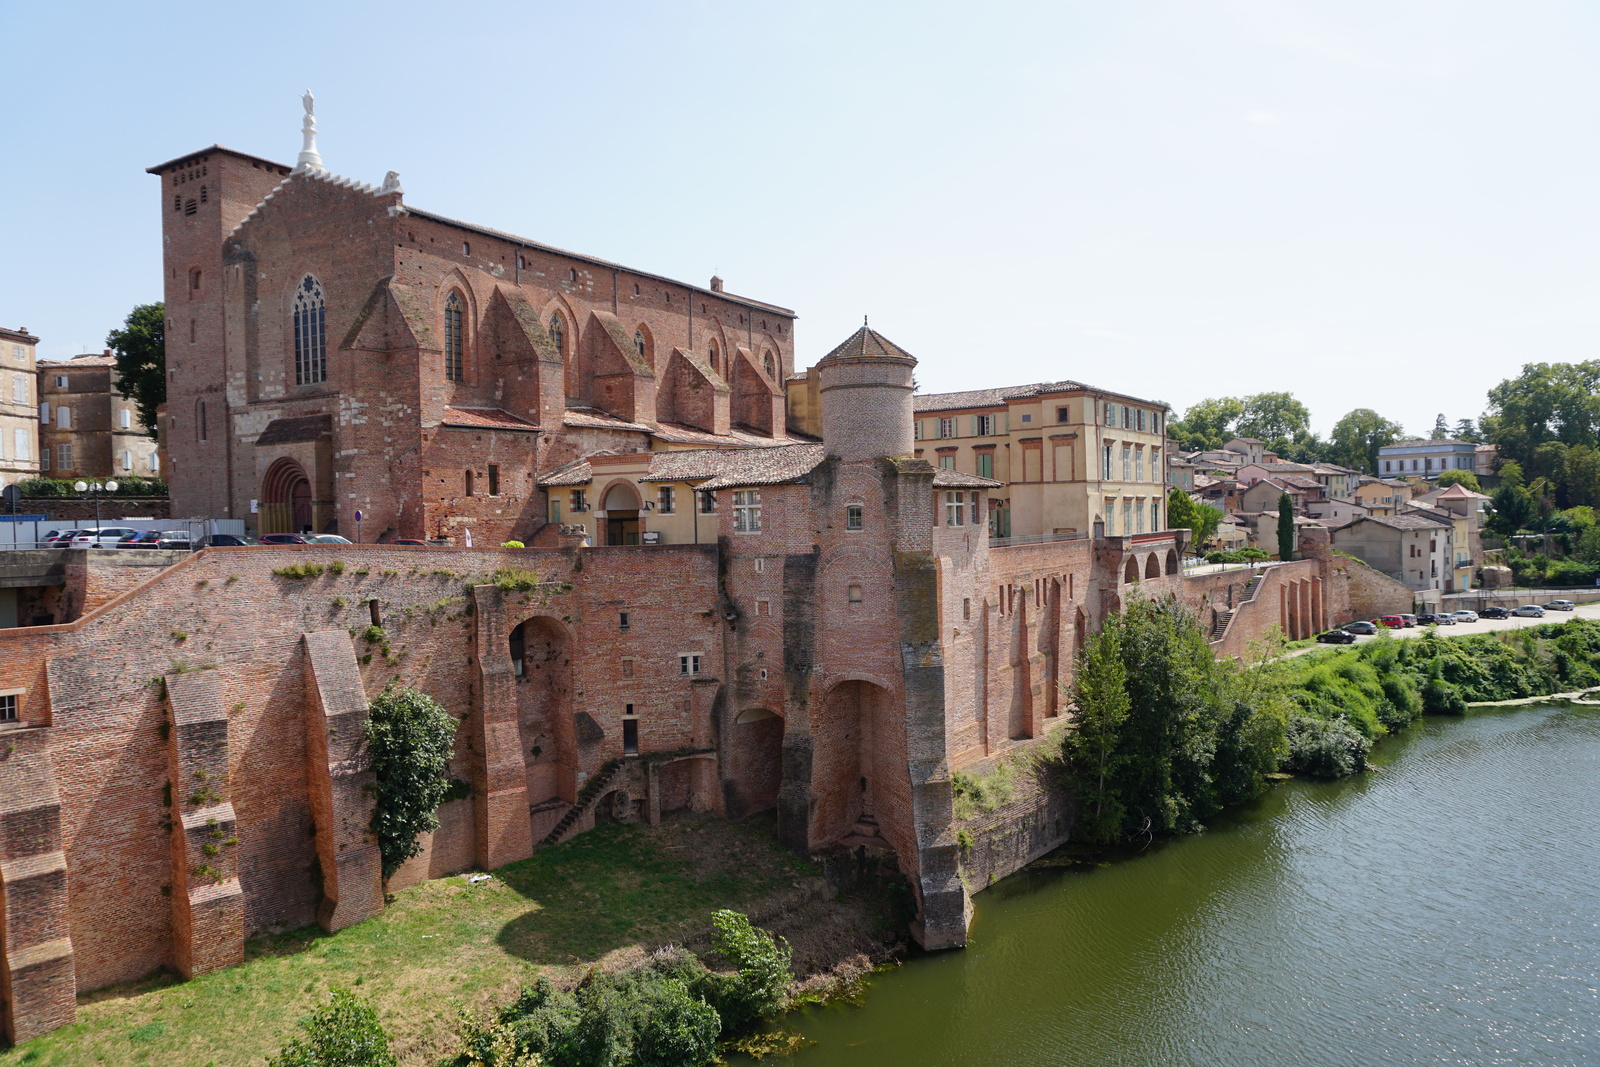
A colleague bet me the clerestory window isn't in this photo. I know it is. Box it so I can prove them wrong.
[445,291,465,382]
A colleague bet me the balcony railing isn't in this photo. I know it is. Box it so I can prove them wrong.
[989,530,1089,548]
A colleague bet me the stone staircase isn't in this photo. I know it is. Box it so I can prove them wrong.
[538,760,625,849]
[1210,573,1266,643]
[839,812,891,850]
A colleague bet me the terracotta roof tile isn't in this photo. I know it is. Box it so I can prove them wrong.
[441,407,539,431]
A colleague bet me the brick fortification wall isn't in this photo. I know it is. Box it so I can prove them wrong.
[1344,554,1419,619]
[953,746,1077,895]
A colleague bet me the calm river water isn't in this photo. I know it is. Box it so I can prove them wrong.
[764,702,1600,1066]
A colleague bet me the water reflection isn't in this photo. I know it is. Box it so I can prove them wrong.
[752,705,1600,1067]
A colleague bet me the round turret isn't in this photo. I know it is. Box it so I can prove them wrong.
[815,324,917,461]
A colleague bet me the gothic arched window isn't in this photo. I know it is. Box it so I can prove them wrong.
[708,339,719,372]
[445,291,465,382]
[548,314,565,356]
[293,275,327,385]
[762,350,775,379]
[634,329,646,358]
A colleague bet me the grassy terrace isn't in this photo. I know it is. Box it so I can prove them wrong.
[2,815,816,1067]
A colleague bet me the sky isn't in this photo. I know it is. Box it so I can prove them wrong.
[1,0,1595,439]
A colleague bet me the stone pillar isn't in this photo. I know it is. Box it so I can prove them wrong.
[301,630,384,930]
[470,587,534,870]
[163,669,244,978]
[0,729,76,1043]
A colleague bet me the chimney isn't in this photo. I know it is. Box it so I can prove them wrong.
[103,349,112,357]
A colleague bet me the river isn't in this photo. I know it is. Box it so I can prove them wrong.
[759,702,1600,1066]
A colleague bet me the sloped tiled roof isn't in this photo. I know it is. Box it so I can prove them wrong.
[819,326,915,362]
[675,445,827,490]
[440,407,538,431]
[1345,511,1453,532]
[562,409,652,432]
[912,378,1169,415]
[932,468,1004,488]
[41,354,114,368]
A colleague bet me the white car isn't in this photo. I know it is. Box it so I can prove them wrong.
[1546,599,1576,611]
[1512,604,1546,618]
[1449,610,1478,623]
[70,526,140,547]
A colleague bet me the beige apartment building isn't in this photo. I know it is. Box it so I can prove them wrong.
[791,373,1169,539]
[38,353,160,482]
[0,326,41,487]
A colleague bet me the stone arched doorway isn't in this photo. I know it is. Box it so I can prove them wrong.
[510,617,577,838]
[260,458,313,535]
[811,680,897,847]
[730,708,784,816]
[600,481,641,546]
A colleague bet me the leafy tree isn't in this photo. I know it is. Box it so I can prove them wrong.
[1265,430,1329,465]
[1435,469,1482,492]
[1171,397,1243,452]
[1167,488,1221,549]
[697,909,792,1030]
[366,686,458,879]
[1277,492,1295,561]
[1328,408,1403,475]
[1454,418,1481,443]
[106,302,165,438]
[1063,625,1130,842]
[1486,483,1535,538]
[1566,446,1600,510]
[1235,392,1311,443]
[1432,413,1451,439]
[270,988,397,1067]
[1498,459,1525,489]
[1482,360,1600,462]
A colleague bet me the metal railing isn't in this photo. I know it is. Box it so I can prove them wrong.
[988,530,1089,548]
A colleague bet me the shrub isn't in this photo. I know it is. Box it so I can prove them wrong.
[366,686,458,879]
[502,540,526,549]
[269,988,396,1067]
[696,909,792,1031]
[951,761,1018,821]
[1285,715,1370,778]
[1204,547,1270,564]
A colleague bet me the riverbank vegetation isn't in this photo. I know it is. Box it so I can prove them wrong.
[1064,596,1600,842]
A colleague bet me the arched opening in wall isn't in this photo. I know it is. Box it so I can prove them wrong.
[657,760,694,817]
[260,457,313,535]
[1145,554,1161,579]
[1123,556,1140,584]
[512,617,578,835]
[600,481,641,546]
[1166,548,1179,575]
[730,708,784,816]
[811,680,894,848]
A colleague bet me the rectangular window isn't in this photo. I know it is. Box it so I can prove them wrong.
[1151,499,1161,531]
[55,406,69,429]
[845,505,863,530]
[1137,409,1147,432]
[848,583,863,603]
[976,452,993,479]
[1057,406,1070,423]
[10,345,22,361]
[621,657,634,678]
[0,693,16,723]
[944,491,965,526]
[622,716,639,756]
[465,470,475,496]
[938,418,956,439]
[149,452,159,473]
[39,402,48,423]
[939,455,955,470]
[973,414,994,436]
[55,442,71,470]
[11,376,25,403]
[1136,498,1146,534]
[1135,448,1144,482]
[1106,498,1115,535]
[1153,412,1162,434]
[619,611,630,630]
[487,464,500,496]
[679,654,701,676]
[40,448,49,472]
[657,486,675,513]
[13,430,27,462]
[969,491,981,525]
[699,490,717,514]
[733,489,761,533]
[1105,402,1117,426]
[914,420,924,441]
[570,489,586,512]
[1102,444,1114,480]
[120,408,132,429]
[1123,498,1133,533]
[757,599,771,616]
[54,375,66,388]
[121,449,133,471]
[1122,446,1132,481]
[1152,448,1161,475]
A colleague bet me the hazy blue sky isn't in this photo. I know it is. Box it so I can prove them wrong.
[2,1,1595,438]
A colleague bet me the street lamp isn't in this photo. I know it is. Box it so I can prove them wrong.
[74,480,118,535]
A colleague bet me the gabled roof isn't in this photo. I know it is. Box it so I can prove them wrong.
[932,468,1004,488]
[1338,511,1453,533]
[439,407,538,432]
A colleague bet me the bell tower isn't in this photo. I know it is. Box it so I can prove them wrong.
[814,321,918,462]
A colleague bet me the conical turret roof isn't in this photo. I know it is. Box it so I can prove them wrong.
[818,324,915,363]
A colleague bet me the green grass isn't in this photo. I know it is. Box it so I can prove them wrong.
[1,815,814,1067]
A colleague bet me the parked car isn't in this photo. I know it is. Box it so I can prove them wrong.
[117,531,164,548]
[1398,614,1418,628]
[71,527,140,547]
[1377,615,1406,628]
[1343,620,1379,635]
[260,533,315,545]
[1512,604,1546,617]
[1434,613,1457,625]
[197,533,263,548]
[1416,613,1441,625]
[1547,599,1576,611]
[154,531,193,550]
[388,538,428,546]
[1449,610,1479,623]
[309,534,352,544]
[1480,606,1510,620]
[1317,629,1357,644]
[44,529,82,547]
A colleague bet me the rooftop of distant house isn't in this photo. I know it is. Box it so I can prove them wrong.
[912,380,1169,414]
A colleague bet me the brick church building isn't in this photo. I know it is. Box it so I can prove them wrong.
[149,103,799,543]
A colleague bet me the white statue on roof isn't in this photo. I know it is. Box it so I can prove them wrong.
[296,89,323,173]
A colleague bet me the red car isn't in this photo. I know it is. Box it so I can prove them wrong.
[388,538,428,547]
[1377,615,1406,628]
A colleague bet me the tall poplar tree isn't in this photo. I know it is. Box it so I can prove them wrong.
[1277,492,1296,561]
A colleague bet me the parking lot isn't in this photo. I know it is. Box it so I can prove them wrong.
[1334,600,1600,645]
